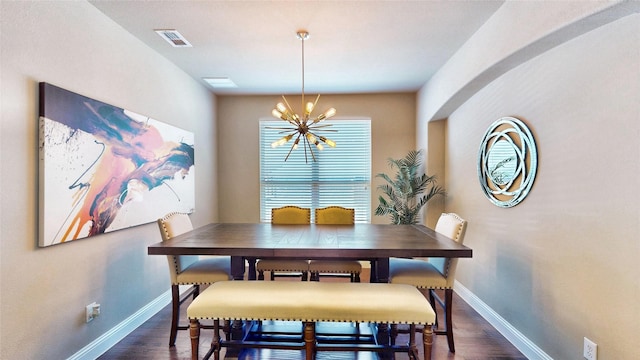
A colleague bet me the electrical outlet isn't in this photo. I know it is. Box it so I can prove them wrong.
[85,302,100,323]
[583,337,597,360]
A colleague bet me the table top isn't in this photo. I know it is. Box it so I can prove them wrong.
[148,223,472,260]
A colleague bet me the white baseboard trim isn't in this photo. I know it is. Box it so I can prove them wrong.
[454,281,552,360]
[69,282,550,360]
[67,289,172,360]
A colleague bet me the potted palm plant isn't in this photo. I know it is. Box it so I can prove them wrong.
[375,150,445,224]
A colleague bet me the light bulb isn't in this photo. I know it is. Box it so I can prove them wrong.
[305,102,315,116]
[272,109,284,119]
[323,108,337,119]
[313,108,336,123]
[276,103,287,113]
[316,143,324,151]
[271,134,293,148]
[306,133,316,144]
[320,136,336,147]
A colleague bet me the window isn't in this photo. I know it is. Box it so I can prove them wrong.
[260,119,371,223]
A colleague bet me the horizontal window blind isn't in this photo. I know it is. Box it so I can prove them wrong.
[260,119,371,223]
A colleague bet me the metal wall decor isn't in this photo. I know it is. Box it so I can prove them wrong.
[477,117,537,208]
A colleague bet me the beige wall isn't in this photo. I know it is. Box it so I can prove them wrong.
[216,93,416,224]
[422,10,639,360]
[0,2,217,359]
[3,1,638,360]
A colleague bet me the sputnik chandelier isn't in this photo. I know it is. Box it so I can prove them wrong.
[269,30,337,162]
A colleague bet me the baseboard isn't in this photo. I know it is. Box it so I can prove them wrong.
[66,289,172,360]
[454,281,552,360]
[69,281,550,359]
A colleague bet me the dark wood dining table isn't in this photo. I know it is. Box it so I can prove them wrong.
[148,223,472,282]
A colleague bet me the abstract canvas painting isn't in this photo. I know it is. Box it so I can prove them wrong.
[38,82,195,247]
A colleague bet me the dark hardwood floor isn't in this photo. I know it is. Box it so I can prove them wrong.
[99,269,526,360]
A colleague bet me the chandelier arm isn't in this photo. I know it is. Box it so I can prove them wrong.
[303,136,309,163]
[281,96,300,125]
[281,95,294,112]
[284,140,297,162]
[278,130,298,135]
[282,119,298,126]
[308,124,334,129]
[306,136,317,162]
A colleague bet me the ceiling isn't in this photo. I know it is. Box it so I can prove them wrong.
[89,1,504,95]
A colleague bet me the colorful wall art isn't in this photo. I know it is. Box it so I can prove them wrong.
[38,83,195,247]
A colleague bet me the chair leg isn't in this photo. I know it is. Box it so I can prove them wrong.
[428,289,438,328]
[169,285,180,347]
[423,325,434,360]
[443,288,455,352]
[301,271,308,281]
[353,273,360,282]
[189,319,200,360]
[258,270,265,280]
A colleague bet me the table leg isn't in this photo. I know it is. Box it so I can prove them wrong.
[247,257,257,280]
[376,257,389,283]
[230,256,245,280]
[369,259,377,283]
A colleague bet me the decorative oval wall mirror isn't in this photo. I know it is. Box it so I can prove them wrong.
[477,117,537,208]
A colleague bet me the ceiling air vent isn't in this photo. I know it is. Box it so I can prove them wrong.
[155,29,192,48]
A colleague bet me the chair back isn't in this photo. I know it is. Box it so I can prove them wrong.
[315,206,354,225]
[430,213,467,285]
[272,206,311,224]
[157,212,199,284]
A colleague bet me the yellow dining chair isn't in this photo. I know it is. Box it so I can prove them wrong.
[256,206,311,281]
[157,212,231,347]
[308,206,362,282]
[389,212,468,352]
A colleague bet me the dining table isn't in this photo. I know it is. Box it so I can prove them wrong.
[147,223,473,283]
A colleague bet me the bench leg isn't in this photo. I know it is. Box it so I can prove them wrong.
[212,320,221,360]
[303,321,315,360]
[189,319,200,360]
[390,324,398,345]
[422,325,433,360]
[408,324,417,358]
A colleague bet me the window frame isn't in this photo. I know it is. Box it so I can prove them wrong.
[259,117,372,223]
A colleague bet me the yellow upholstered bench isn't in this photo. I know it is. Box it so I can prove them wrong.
[187,281,436,360]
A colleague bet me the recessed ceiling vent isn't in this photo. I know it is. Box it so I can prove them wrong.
[155,29,192,48]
